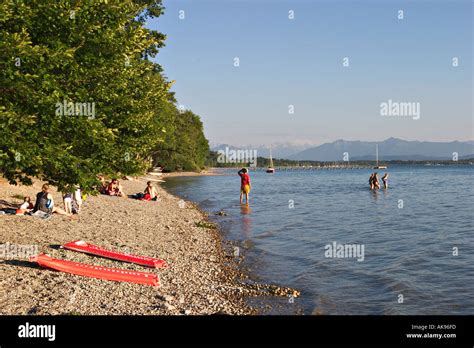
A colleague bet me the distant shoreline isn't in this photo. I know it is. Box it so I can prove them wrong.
[161,169,225,177]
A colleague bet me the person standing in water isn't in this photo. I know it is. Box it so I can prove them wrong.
[373,172,381,190]
[382,173,389,189]
[369,173,375,190]
[238,168,251,204]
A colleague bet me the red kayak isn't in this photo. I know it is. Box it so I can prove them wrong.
[31,253,160,286]
[62,240,168,269]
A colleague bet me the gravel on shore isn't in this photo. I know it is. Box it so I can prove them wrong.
[0,175,256,315]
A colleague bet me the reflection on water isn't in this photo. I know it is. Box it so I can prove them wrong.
[240,204,252,238]
[240,203,252,215]
[163,165,474,314]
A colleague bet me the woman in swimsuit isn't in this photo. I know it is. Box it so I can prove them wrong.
[106,179,124,196]
[373,173,380,190]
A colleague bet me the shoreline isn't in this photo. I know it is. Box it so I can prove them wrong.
[0,175,298,315]
[160,169,225,177]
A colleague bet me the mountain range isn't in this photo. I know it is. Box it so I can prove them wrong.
[212,138,474,161]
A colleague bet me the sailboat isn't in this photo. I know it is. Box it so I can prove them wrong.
[373,144,387,169]
[266,149,275,173]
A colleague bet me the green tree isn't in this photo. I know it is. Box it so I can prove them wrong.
[152,108,209,172]
[1,0,208,193]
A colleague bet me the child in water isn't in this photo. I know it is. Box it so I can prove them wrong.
[238,168,251,204]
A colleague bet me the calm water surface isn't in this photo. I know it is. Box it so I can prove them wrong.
[163,165,474,314]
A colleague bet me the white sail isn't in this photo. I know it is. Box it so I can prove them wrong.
[266,149,275,173]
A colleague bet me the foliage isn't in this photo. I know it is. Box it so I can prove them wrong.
[0,0,209,193]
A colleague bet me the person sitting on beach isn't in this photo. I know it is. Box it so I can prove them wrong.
[130,182,158,201]
[143,181,158,201]
[106,179,124,197]
[373,172,381,190]
[98,175,108,194]
[381,173,389,189]
[238,168,251,204]
[32,184,70,216]
[16,196,34,214]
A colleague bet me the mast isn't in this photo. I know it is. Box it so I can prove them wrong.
[269,149,274,168]
[376,144,379,167]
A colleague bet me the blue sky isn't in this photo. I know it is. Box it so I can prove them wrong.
[148,0,473,146]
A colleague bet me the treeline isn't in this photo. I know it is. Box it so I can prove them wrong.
[207,152,474,168]
[0,0,209,193]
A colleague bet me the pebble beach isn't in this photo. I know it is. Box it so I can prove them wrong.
[0,174,299,315]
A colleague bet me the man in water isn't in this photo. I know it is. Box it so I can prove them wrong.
[238,168,251,204]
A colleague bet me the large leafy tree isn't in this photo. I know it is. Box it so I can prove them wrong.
[1,0,208,193]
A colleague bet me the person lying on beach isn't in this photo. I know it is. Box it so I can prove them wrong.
[382,173,389,189]
[238,168,251,204]
[106,179,124,197]
[32,184,70,216]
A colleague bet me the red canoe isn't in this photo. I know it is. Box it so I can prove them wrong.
[31,253,160,286]
[62,240,168,269]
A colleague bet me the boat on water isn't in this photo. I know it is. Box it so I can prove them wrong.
[266,149,275,173]
[373,144,387,169]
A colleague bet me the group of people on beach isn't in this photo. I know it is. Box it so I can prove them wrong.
[1,176,161,218]
[98,176,158,201]
[8,184,82,218]
[369,172,389,190]
[98,176,124,196]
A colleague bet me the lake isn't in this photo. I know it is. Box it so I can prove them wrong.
[163,165,474,314]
